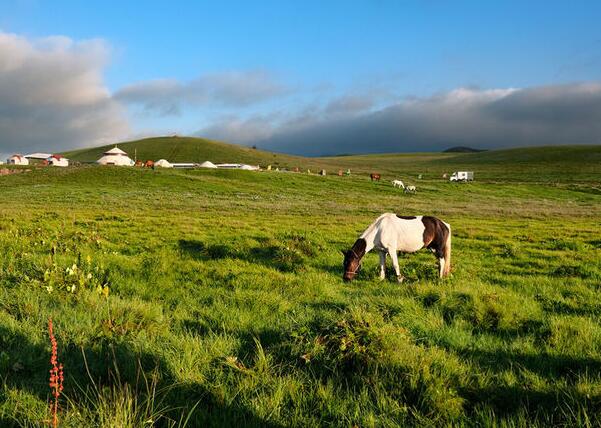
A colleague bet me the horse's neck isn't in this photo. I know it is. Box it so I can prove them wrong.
[359,227,377,254]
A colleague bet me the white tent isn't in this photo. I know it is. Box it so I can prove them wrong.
[199,161,218,168]
[240,164,260,171]
[154,159,173,168]
[48,155,69,167]
[216,163,259,170]
[7,154,29,165]
[97,147,134,166]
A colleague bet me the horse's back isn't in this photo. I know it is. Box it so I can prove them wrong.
[367,214,424,252]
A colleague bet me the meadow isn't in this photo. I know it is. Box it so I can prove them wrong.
[1,144,601,427]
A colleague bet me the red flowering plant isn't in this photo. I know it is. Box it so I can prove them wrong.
[48,318,64,428]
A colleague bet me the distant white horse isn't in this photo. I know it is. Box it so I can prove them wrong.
[342,213,451,282]
[392,180,405,189]
[404,185,416,193]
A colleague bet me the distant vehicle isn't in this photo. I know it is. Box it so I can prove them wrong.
[449,171,474,182]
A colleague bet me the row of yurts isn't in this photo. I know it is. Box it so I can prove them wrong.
[5,147,259,170]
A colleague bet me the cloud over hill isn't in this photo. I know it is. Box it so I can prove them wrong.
[207,83,601,155]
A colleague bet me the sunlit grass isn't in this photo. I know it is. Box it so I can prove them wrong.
[0,150,600,426]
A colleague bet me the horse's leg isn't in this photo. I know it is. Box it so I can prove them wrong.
[438,256,445,278]
[378,251,386,280]
[388,248,404,283]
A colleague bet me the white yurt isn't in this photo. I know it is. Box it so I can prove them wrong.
[47,155,69,167]
[154,159,173,168]
[96,147,134,166]
[7,154,29,165]
[240,164,260,171]
[199,161,218,168]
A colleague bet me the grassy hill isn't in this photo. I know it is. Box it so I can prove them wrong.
[63,136,304,166]
[323,144,601,182]
[1,149,601,426]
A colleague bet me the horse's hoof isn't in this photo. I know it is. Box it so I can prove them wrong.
[397,276,405,283]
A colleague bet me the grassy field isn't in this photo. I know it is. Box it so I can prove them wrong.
[65,137,601,183]
[1,144,601,427]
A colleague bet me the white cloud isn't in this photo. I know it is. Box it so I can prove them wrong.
[0,31,129,155]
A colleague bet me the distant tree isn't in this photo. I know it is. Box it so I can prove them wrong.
[252,145,257,150]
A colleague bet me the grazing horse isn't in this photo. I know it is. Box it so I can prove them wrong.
[392,180,405,189]
[370,173,381,181]
[404,185,416,193]
[342,213,451,282]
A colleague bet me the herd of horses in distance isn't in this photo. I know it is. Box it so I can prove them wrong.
[371,173,416,193]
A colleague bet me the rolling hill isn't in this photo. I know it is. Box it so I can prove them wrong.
[63,136,601,183]
[63,136,304,166]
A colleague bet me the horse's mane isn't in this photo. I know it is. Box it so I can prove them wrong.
[350,238,367,259]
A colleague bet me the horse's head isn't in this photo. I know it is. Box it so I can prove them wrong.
[342,249,362,282]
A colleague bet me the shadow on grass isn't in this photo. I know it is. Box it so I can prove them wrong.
[0,325,282,427]
[461,383,601,424]
[458,347,601,381]
[535,295,601,317]
[178,238,305,273]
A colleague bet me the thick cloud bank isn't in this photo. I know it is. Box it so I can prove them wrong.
[0,32,129,156]
[249,83,601,155]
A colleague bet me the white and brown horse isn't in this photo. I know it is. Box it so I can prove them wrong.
[342,213,451,282]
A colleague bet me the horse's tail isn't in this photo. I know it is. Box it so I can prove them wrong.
[443,223,452,276]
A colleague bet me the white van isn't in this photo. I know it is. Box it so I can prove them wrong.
[450,171,474,182]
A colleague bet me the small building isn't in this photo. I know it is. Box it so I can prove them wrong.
[7,154,29,165]
[154,159,173,168]
[216,163,260,171]
[96,147,134,166]
[199,161,218,169]
[239,164,260,171]
[25,153,52,164]
[47,154,69,167]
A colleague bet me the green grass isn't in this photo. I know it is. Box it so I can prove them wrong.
[1,146,601,427]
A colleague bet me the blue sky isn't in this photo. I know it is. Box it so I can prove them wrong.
[1,0,601,155]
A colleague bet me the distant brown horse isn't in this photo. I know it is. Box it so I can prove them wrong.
[144,160,154,168]
[370,173,381,181]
